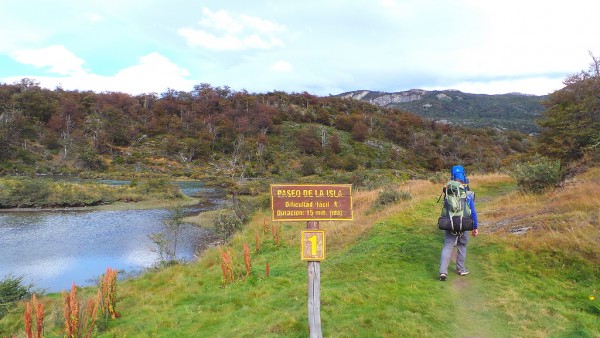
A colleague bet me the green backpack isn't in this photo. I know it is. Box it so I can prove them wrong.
[438,180,474,231]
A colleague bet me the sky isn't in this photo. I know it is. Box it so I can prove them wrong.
[1,0,599,97]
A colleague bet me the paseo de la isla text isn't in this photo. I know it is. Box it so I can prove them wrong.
[275,189,345,198]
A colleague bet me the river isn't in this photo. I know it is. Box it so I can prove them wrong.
[0,181,226,293]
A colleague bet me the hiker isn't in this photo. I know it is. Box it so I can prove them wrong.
[438,165,478,281]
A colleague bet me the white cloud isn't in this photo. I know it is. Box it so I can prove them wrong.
[270,60,293,72]
[240,13,284,33]
[84,12,104,23]
[199,8,244,34]
[178,7,284,51]
[10,45,85,75]
[4,51,194,95]
[178,28,245,50]
[112,52,192,92]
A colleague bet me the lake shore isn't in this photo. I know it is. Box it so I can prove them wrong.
[0,195,205,213]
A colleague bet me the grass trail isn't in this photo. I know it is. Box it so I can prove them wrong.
[442,175,508,337]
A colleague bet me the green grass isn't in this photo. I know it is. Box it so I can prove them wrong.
[1,174,600,337]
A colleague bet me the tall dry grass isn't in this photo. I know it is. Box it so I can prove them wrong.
[469,172,514,185]
[480,167,600,264]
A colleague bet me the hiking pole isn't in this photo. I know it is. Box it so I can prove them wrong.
[436,187,446,204]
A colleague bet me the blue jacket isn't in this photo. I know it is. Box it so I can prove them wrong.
[466,193,478,229]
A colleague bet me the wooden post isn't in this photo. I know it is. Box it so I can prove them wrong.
[307,221,322,338]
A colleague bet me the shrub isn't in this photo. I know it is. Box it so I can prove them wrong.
[0,275,33,318]
[370,186,412,212]
[510,155,562,193]
[149,205,186,265]
[300,157,318,176]
[24,180,52,206]
[428,171,447,184]
[137,178,182,199]
[212,209,243,240]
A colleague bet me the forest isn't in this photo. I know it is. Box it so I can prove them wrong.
[0,79,532,191]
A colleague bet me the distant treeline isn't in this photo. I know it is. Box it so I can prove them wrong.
[0,79,531,181]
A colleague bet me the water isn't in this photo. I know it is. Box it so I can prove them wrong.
[0,182,226,293]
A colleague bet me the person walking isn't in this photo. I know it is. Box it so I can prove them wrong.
[439,165,478,281]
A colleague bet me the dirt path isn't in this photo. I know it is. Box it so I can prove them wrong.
[448,249,501,337]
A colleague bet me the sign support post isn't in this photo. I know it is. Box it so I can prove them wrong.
[306,221,322,338]
[270,184,353,338]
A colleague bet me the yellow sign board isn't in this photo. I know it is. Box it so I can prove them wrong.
[301,230,326,261]
[271,184,353,221]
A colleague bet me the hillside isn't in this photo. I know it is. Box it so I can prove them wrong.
[0,81,530,183]
[1,169,599,337]
[339,89,546,134]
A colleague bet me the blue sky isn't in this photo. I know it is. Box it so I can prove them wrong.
[1,0,598,96]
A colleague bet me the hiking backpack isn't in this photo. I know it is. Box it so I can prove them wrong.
[437,180,474,232]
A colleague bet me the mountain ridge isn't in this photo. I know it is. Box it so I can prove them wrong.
[337,89,547,133]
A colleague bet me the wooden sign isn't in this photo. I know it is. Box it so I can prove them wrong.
[270,184,353,221]
[301,230,326,261]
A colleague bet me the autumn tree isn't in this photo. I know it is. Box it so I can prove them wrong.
[328,132,342,154]
[351,121,369,141]
[538,53,600,163]
[296,127,322,155]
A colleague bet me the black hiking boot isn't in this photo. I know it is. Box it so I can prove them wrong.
[457,269,469,276]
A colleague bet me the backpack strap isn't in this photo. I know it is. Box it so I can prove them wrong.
[451,230,464,237]
[450,214,465,234]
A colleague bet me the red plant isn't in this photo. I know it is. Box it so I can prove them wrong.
[33,294,43,338]
[274,224,281,247]
[82,297,99,338]
[219,248,234,284]
[63,284,79,338]
[62,283,99,338]
[254,231,261,254]
[36,306,43,337]
[263,218,268,234]
[23,302,32,338]
[243,243,252,277]
[100,267,119,320]
[24,294,44,338]
[265,261,270,278]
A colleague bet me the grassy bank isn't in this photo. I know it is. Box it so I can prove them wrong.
[0,177,185,209]
[1,171,599,337]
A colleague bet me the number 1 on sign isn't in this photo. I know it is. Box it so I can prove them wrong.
[308,235,317,256]
[301,230,325,261]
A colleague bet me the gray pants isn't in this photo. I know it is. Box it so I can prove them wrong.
[439,230,469,274]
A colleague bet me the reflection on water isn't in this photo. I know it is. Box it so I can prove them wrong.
[0,182,226,293]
